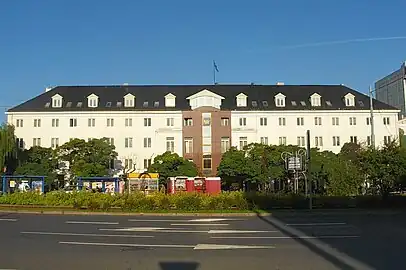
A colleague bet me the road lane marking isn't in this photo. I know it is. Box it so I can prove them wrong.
[189,218,241,222]
[286,222,347,226]
[20,231,154,238]
[0,219,17,222]
[194,244,274,250]
[100,227,208,233]
[208,230,278,234]
[66,221,119,225]
[170,223,229,226]
[128,219,189,222]
[99,227,278,234]
[128,218,242,222]
[59,241,194,249]
[211,235,360,239]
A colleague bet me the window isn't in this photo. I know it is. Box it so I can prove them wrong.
[350,136,358,144]
[144,118,151,127]
[236,94,247,107]
[45,102,50,108]
[105,102,111,107]
[260,117,267,126]
[384,136,391,145]
[239,117,247,126]
[252,101,258,107]
[383,117,390,125]
[276,98,285,107]
[107,118,114,127]
[33,119,41,127]
[66,102,72,108]
[144,137,152,148]
[166,118,174,127]
[106,138,114,145]
[33,138,41,147]
[345,96,355,106]
[88,118,95,127]
[143,159,152,169]
[203,117,211,126]
[349,117,357,125]
[143,101,149,107]
[52,98,62,108]
[333,136,340,146]
[125,118,132,127]
[332,117,339,126]
[124,97,134,107]
[116,101,122,107]
[154,101,159,108]
[184,118,193,126]
[367,136,371,146]
[51,138,59,148]
[221,117,229,126]
[16,138,24,149]
[221,137,230,153]
[315,136,323,147]
[69,118,77,127]
[166,137,175,152]
[184,138,193,154]
[165,93,176,107]
[297,136,305,147]
[77,102,83,108]
[203,158,212,170]
[278,117,286,126]
[260,137,268,145]
[124,159,134,170]
[88,97,98,107]
[366,117,371,125]
[125,137,133,148]
[239,137,248,150]
[314,117,322,125]
[16,119,23,127]
[262,101,268,107]
[279,137,287,145]
[52,118,59,127]
[310,95,321,106]
[297,117,304,126]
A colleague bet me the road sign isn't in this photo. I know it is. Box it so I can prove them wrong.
[287,157,302,171]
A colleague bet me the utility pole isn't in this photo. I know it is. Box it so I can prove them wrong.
[369,86,375,148]
[306,130,312,210]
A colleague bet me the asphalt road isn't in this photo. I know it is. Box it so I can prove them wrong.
[0,210,400,270]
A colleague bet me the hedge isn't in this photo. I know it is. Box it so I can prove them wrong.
[0,191,405,211]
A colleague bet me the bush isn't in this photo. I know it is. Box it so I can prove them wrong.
[1,191,406,211]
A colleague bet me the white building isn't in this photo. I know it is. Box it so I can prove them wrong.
[6,84,400,176]
[375,61,406,117]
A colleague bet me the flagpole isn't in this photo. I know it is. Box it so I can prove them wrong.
[213,60,216,85]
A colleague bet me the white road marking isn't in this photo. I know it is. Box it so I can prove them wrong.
[189,218,240,222]
[194,244,274,250]
[59,241,194,249]
[66,221,119,225]
[208,230,278,234]
[211,235,360,239]
[100,227,208,233]
[286,222,347,226]
[0,219,17,222]
[20,231,154,238]
[170,223,229,226]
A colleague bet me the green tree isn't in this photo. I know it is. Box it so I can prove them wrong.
[0,123,17,173]
[55,138,117,177]
[149,151,198,183]
[14,146,58,184]
[217,147,248,190]
[358,141,406,196]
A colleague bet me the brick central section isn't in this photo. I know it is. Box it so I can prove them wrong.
[182,108,231,176]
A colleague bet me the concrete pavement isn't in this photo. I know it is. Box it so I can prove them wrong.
[0,211,377,270]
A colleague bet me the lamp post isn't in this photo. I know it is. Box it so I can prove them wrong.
[281,148,307,194]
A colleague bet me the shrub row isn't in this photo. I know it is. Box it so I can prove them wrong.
[1,191,406,211]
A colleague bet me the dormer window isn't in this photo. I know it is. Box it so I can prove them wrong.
[310,93,321,107]
[165,93,176,107]
[274,93,286,107]
[236,93,247,107]
[51,94,63,108]
[124,93,135,107]
[344,93,355,107]
[87,93,99,108]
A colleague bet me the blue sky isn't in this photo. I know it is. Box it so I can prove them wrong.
[1,0,406,116]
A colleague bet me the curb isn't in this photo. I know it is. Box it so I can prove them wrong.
[258,215,372,270]
[0,209,270,217]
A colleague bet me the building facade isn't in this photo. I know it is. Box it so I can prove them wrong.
[6,84,400,176]
[375,61,406,117]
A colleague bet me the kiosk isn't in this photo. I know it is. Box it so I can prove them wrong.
[128,172,159,195]
[77,177,122,193]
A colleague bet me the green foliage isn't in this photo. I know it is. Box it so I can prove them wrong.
[0,124,17,173]
[55,138,118,178]
[149,152,198,183]
[15,146,58,184]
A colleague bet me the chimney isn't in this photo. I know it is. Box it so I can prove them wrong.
[276,82,285,86]
[45,86,53,92]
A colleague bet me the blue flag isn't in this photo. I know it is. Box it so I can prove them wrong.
[213,61,219,72]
